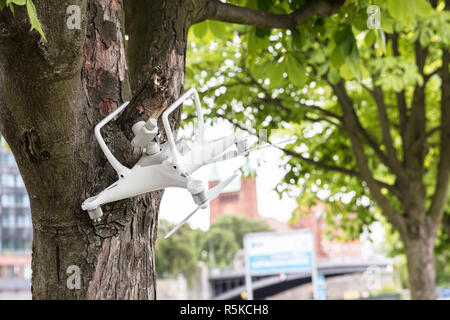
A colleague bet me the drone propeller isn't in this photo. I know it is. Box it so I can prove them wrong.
[164,173,238,239]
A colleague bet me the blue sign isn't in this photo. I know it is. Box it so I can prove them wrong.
[244,230,318,300]
[244,231,316,276]
[437,287,450,298]
[248,252,312,273]
[316,274,327,300]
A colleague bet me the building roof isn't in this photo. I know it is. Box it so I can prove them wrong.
[209,164,221,181]
[241,158,256,177]
[209,164,241,193]
[262,217,293,232]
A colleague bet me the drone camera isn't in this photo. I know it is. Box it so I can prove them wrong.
[131,118,158,148]
[87,206,103,221]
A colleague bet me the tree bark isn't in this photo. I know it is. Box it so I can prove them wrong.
[400,215,437,300]
[0,0,191,299]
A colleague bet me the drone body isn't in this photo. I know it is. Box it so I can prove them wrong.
[81,88,250,237]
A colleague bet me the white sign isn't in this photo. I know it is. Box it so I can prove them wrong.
[243,230,318,300]
[244,230,315,275]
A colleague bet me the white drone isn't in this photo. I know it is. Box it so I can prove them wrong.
[81,88,250,238]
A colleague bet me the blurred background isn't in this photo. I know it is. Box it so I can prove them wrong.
[1,131,448,300]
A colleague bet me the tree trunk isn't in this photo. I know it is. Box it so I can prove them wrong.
[400,215,437,300]
[0,0,191,299]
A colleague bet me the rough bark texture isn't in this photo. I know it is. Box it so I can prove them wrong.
[400,215,437,300]
[0,0,192,299]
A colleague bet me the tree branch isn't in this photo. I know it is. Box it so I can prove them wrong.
[428,48,450,222]
[331,79,402,178]
[215,113,400,198]
[371,83,407,180]
[245,70,342,120]
[331,81,405,232]
[387,32,409,147]
[404,40,428,165]
[198,0,346,29]
[443,213,450,236]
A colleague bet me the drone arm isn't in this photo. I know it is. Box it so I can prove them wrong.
[94,101,130,178]
[200,131,248,163]
[162,88,205,170]
[205,150,239,165]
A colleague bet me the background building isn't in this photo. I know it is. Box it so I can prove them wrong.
[208,162,259,223]
[0,138,32,299]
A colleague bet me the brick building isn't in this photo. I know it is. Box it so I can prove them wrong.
[208,161,259,223]
[290,203,363,262]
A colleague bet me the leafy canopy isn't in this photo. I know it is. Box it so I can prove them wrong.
[185,0,450,240]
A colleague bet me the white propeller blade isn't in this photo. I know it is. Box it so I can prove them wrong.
[164,173,238,239]
[207,173,238,200]
[164,204,203,239]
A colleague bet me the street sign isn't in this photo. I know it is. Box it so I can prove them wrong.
[315,274,327,300]
[243,230,318,300]
[244,230,315,275]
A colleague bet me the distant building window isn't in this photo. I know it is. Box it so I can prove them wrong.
[1,194,29,207]
[5,265,19,278]
[1,174,15,187]
[2,213,15,227]
[2,194,15,207]
[16,239,25,250]
[16,214,32,228]
[2,240,13,250]
[16,194,30,207]
[219,194,239,203]
[3,154,16,166]
[16,175,24,187]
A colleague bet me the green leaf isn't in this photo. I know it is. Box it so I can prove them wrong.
[291,28,305,51]
[26,0,47,41]
[413,0,433,18]
[387,0,408,22]
[286,55,306,87]
[193,21,208,39]
[8,0,26,5]
[331,45,345,69]
[364,30,375,47]
[248,27,269,57]
[341,37,353,57]
[339,63,355,80]
[267,61,285,87]
[209,21,227,39]
[328,69,340,85]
